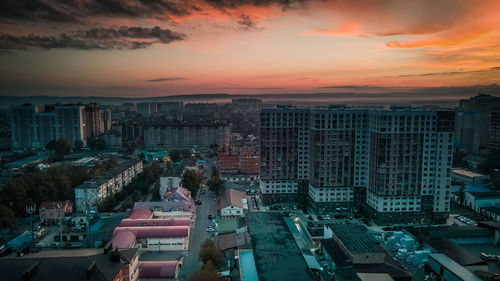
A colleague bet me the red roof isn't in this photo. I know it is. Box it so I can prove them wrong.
[217,188,246,210]
[139,261,178,278]
[120,218,190,227]
[113,226,189,238]
[128,208,153,219]
[39,200,73,211]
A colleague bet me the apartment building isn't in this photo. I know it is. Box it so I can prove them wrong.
[74,159,144,212]
[260,106,454,224]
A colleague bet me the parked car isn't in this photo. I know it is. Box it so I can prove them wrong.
[317,216,324,221]
[207,215,214,220]
[195,200,202,205]
[206,227,215,232]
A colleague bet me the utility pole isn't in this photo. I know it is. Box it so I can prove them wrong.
[57,202,63,248]
[26,204,36,247]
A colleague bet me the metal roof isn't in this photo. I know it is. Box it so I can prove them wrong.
[428,253,482,281]
[328,224,382,254]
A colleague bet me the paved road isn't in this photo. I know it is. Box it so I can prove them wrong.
[178,188,216,280]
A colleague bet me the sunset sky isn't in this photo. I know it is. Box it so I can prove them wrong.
[1,0,500,97]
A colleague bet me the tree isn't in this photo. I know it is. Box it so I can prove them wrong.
[182,169,204,195]
[45,140,57,150]
[74,140,84,151]
[0,204,17,228]
[53,138,71,161]
[199,239,222,268]
[170,150,181,162]
[207,177,225,196]
[189,260,221,281]
[95,137,106,150]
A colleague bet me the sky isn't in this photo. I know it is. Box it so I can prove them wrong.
[1,0,500,97]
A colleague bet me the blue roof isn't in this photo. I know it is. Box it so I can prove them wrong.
[7,233,33,249]
[90,220,104,233]
[239,249,259,281]
[303,254,321,270]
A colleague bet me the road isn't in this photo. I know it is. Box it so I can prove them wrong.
[178,187,217,280]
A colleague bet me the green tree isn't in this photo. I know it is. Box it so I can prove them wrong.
[0,204,17,228]
[95,137,106,150]
[170,150,181,162]
[207,177,225,196]
[53,138,71,161]
[199,239,222,268]
[74,140,84,151]
[189,261,221,281]
[182,169,204,195]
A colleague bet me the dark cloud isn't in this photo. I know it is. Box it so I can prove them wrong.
[396,67,500,78]
[148,77,184,82]
[0,26,186,51]
[0,0,309,26]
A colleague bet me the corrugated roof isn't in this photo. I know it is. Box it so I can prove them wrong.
[113,226,189,238]
[110,229,136,249]
[139,261,178,279]
[119,218,190,227]
[328,224,382,254]
[128,208,153,219]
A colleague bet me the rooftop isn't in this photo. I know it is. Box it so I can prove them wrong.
[452,168,488,178]
[468,191,500,199]
[428,253,482,281]
[328,224,382,254]
[217,188,247,210]
[0,248,138,281]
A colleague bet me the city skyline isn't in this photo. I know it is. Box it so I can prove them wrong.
[1,0,500,97]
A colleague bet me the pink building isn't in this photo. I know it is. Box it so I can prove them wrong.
[39,200,73,222]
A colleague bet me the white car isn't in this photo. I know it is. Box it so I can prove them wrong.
[206,226,215,232]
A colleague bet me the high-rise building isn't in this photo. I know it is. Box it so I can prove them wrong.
[101,107,112,132]
[35,111,57,148]
[456,93,500,153]
[491,107,500,151]
[55,104,86,147]
[10,104,38,149]
[260,106,454,224]
[85,103,103,139]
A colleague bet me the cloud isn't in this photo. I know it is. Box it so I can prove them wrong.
[148,77,184,82]
[396,67,500,78]
[0,26,186,51]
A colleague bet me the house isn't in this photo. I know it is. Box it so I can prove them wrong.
[39,200,73,222]
[217,189,248,217]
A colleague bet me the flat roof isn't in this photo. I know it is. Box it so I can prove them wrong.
[329,224,382,254]
[239,249,259,281]
[428,253,482,281]
[452,168,488,178]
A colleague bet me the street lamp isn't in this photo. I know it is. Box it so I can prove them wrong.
[26,204,36,247]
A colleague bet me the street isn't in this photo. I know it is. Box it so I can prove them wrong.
[178,186,217,280]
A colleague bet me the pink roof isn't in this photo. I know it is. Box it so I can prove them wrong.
[110,229,136,249]
[128,208,153,219]
[139,261,178,278]
[120,218,190,227]
[114,226,189,238]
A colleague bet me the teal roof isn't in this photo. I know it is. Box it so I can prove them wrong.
[239,249,259,281]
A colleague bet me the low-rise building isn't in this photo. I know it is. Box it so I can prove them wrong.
[159,166,184,198]
[427,253,482,281]
[39,200,73,223]
[451,168,490,186]
[0,248,139,281]
[217,189,248,217]
[74,159,144,212]
[463,191,500,213]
